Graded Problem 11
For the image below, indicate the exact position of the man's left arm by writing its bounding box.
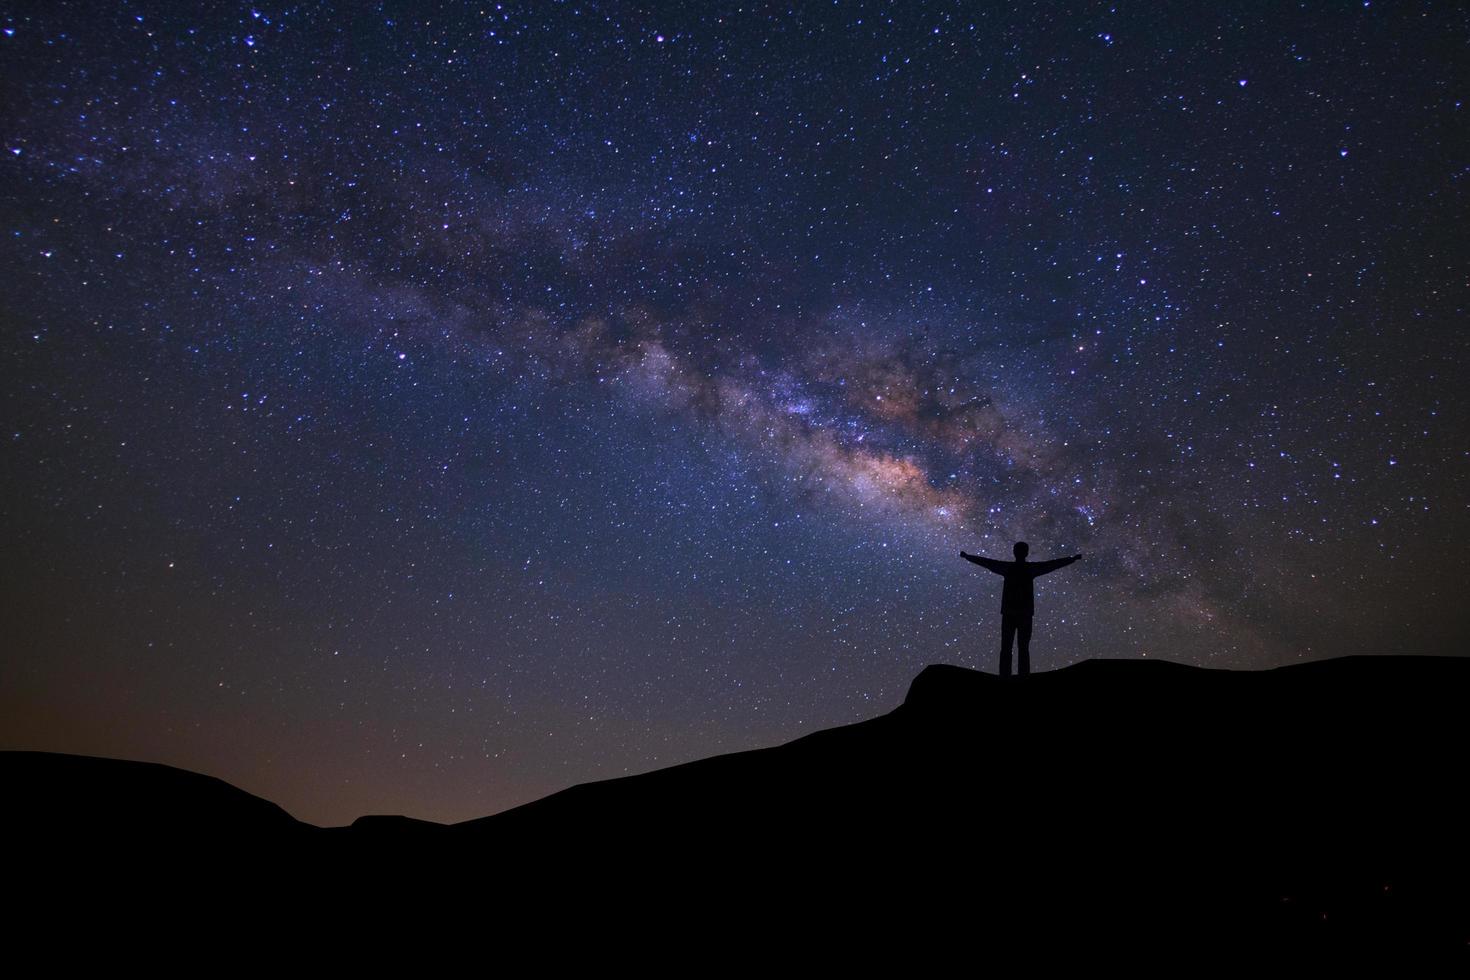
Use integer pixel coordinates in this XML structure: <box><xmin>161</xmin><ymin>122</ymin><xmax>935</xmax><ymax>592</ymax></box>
<box><xmin>960</xmin><ymin>552</ymin><xmax>1008</xmax><ymax>575</ymax></box>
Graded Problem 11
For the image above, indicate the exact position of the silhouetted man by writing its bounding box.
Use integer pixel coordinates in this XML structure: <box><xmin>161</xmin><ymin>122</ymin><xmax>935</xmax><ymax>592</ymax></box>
<box><xmin>960</xmin><ymin>543</ymin><xmax>1082</xmax><ymax>677</ymax></box>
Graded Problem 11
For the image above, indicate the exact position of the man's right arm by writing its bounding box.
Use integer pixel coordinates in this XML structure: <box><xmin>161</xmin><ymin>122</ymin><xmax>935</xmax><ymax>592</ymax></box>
<box><xmin>1030</xmin><ymin>554</ymin><xmax>1082</xmax><ymax>576</ymax></box>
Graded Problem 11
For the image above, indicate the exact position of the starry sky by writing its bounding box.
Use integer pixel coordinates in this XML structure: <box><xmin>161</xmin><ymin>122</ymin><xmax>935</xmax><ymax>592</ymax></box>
<box><xmin>2</xmin><ymin>2</ymin><xmax>1466</xmax><ymax>826</ymax></box>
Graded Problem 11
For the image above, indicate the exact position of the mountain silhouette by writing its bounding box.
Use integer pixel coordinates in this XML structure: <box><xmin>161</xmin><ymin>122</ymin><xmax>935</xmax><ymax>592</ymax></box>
<box><xmin>5</xmin><ymin>656</ymin><xmax>1467</xmax><ymax>963</ymax></box>
<box><xmin>4</xmin><ymin>749</ymin><xmax>313</xmax><ymax>841</ymax></box>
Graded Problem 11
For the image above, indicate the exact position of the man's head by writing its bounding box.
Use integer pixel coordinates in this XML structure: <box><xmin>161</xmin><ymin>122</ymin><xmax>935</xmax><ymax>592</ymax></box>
<box><xmin>1013</xmin><ymin>541</ymin><xmax>1029</xmax><ymax>560</ymax></box>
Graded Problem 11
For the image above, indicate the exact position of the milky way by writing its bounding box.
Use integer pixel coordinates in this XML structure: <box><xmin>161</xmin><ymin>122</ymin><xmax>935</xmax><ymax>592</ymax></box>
<box><xmin>3</xmin><ymin>2</ymin><xmax>1466</xmax><ymax>824</ymax></box>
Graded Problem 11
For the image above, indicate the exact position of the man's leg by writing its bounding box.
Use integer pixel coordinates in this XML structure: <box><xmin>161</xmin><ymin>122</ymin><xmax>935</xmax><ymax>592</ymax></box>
<box><xmin>1000</xmin><ymin>615</ymin><xmax>1016</xmax><ymax>677</ymax></box>
<box><xmin>1017</xmin><ymin>616</ymin><xmax>1033</xmax><ymax>676</ymax></box>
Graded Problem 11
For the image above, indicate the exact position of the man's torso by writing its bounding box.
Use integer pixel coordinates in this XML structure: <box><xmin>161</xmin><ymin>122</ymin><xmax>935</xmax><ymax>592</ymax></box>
<box><xmin>999</xmin><ymin>563</ymin><xmax>1037</xmax><ymax>616</ymax></box>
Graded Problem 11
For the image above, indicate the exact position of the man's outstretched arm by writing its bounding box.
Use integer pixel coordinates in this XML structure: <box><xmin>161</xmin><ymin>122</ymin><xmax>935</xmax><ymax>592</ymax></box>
<box><xmin>960</xmin><ymin>552</ymin><xmax>1008</xmax><ymax>574</ymax></box>
<box><xmin>1030</xmin><ymin>554</ymin><xmax>1083</xmax><ymax>576</ymax></box>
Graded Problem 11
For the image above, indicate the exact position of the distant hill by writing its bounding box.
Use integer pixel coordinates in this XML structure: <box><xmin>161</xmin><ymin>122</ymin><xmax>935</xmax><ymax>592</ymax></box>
<box><xmin>3</xmin><ymin>750</ymin><xmax>311</xmax><ymax>841</ymax></box>
<box><xmin>5</xmin><ymin>656</ymin><xmax>1467</xmax><ymax>961</ymax></box>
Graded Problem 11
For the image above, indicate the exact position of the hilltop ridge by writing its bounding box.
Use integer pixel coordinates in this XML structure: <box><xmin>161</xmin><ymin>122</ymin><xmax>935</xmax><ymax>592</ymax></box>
<box><xmin>4</xmin><ymin>655</ymin><xmax>1466</xmax><ymax>960</ymax></box>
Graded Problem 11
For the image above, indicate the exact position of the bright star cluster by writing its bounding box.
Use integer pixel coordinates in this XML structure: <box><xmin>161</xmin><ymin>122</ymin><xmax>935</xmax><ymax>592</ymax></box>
<box><xmin>2</xmin><ymin>2</ymin><xmax>1465</xmax><ymax>825</ymax></box>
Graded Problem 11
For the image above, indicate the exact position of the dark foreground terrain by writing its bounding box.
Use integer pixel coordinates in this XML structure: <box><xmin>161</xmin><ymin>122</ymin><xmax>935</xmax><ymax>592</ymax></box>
<box><xmin>6</xmin><ymin>656</ymin><xmax>1467</xmax><ymax>963</ymax></box>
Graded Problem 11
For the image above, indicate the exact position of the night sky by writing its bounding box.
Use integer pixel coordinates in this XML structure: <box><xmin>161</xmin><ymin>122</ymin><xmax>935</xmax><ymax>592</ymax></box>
<box><xmin>3</xmin><ymin>2</ymin><xmax>1466</xmax><ymax>826</ymax></box>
